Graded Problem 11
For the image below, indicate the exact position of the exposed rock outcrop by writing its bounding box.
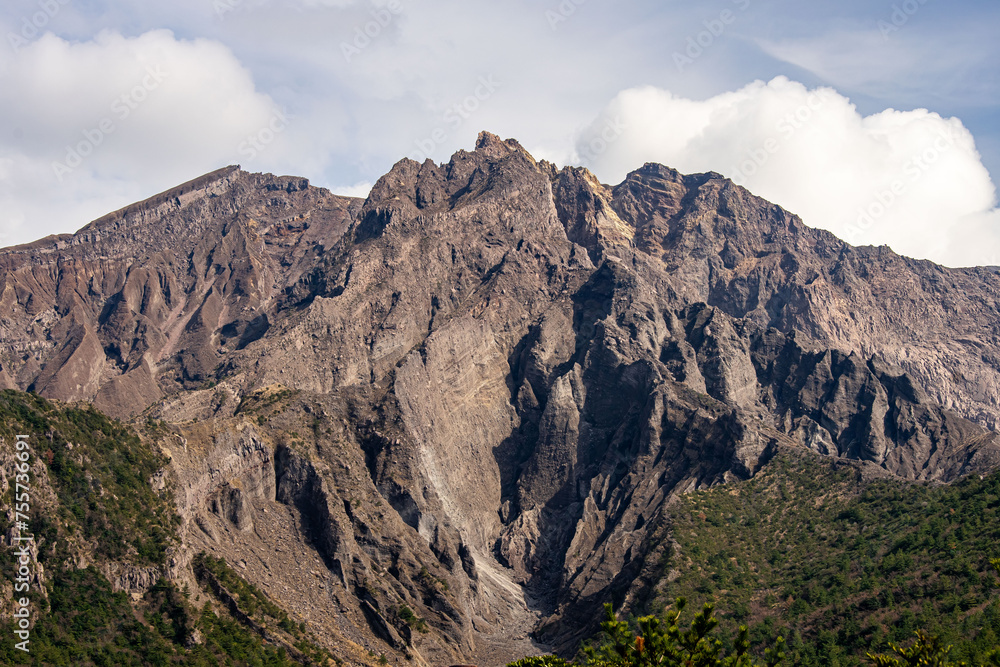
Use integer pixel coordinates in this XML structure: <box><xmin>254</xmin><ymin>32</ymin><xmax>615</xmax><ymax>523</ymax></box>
<box><xmin>3</xmin><ymin>132</ymin><xmax>1000</xmax><ymax>663</ymax></box>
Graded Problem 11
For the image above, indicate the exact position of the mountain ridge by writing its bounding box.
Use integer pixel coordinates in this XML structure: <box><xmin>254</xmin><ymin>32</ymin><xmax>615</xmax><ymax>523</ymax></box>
<box><xmin>2</xmin><ymin>131</ymin><xmax>1000</xmax><ymax>665</ymax></box>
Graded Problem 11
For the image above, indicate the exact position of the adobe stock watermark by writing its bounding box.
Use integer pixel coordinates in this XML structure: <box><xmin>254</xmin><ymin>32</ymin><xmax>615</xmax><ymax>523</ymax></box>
<box><xmin>238</xmin><ymin>109</ymin><xmax>290</xmax><ymax>161</ymax></box>
<box><xmin>410</xmin><ymin>75</ymin><xmax>501</xmax><ymax>162</ymax></box>
<box><xmin>51</xmin><ymin>66</ymin><xmax>169</xmax><ymax>182</ymax></box>
<box><xmin>341</xmin><ymin>0</ymin><xmax>404</xmax><ymax>63</ymax></box>
<box><xmin>545</xmin><ymin>0</ymin><xmax>590</xmax><ymax>31</ymax></box>
<box><xmin>10</xmin><ymin>433</ymin><xmax>35</xmax><ymax>653</ymax></box>
<box><xmin>673</xmin><ymin>0</ymin><xmax>751</xmax><ymax>72</ymax></box>
<box><xmin>7</xmin><ymin>0</ymin><xmax>71</xmax><ymax>53</ymax></box>
<box><xmin>844</xmin><ymin>129</ymin><xmax>958</xmax><ymax>244</ymax></box>
<box><xmin>729</xmin><ymin>93</ymin><xmax>825</xmax><ymax>186</ymax></box>
<box><xmin>578</xmin><ymin>115</ymin><xmax>627</xmax><ymax>165</ymax></box>
<box><xmin>213</xmin><ymin>0</ymin><xmax>244</xmax><ymax>19</ymax></box>
<box><xmin>878</xmin><ymin>0</ymin><xmax>931</xmax><ymax>40</ymax></box>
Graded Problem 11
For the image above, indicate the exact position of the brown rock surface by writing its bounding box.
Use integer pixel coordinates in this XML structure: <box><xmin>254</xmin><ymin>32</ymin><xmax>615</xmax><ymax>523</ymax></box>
<box><xmin>3</xmin><ymin>131</ymin><xmax>1000</xmax><ymax>663</ymax></box>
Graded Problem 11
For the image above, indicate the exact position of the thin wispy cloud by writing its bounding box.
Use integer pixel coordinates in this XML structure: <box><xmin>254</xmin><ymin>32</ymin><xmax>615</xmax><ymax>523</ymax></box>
<box><xmin>759</xmin><ymin>28</ymin><xmax>1000</xmax><ymax>107</ymax></box>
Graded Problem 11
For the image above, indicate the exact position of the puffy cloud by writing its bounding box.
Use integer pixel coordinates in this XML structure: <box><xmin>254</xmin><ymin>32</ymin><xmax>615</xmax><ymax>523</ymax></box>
<box><xmin>0</xmin><ymin>29</ymin><xmax>307</xmax><ymax>247</ymax></box>
<box><xmin>576</xmin><ymin>77</ymin><xmax>1000</xmax><ymax>267</ymax></box>
<box><xmin>1</xmin><ymin>6</ymin><xmax>995</xmax><ymax>269</ymax></box>
<box><xmin>0</xmin><ymin>3</ymin><xmax>633</xmax><ymax>248</ymax></box>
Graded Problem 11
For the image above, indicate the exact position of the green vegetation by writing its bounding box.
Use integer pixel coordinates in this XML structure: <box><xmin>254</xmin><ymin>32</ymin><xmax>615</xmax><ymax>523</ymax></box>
<box><xmin>194</xmin><ymin>553</ymin><xmax>298</xmax><ymax>634</ymax></box>
<box><xmin>194</xmin><ymin>552</ymin><xmax>337</xmax><ymax>665</ymax></box>
<box><xmin>0</xmin><ymin>564</ymin><xmax>317</xmax><ymax>666</ymax></box>
<box><xmin>868</xmin><ymin>630</ymin><xmax>968</xmax><ymax>666</ymax></box>
<box><xmin>865</xmin><ymin>560</ymin><xmax>1000</xmax><ymax>666</ymax></box>
<box><xmin>0</xmin><ymin>565</ymin><xmax>174</xmax><ymax>666</ymax></box>
<box><xmin>234</xmin><ymin>387</ymin><xmax>296</xmax><ymax>416</ymax></box>
<box><xmin>650</xmin><ymin>451</ymin><xmax>1000</xmax><ymax>665</ymax></box>
<box><xmin>508</xmin><ymin>657</ymin><xmax>575</xmax><ymax>667</ymax></box>
<box><xmin>508</xmin><ymin>598</ymin><xmax>784</xmax><ymax>667</ymax></box>
<box><xmin>587</xmin><ymin>599</ymin><xmax>784</xmax><ymax>666</ymax></box>
<box><xmin>506</xmin><ymin>453</ymin><xmax>1000</xmax><ymax>667</ymax></box>
<box><xmin>418</xmin><ymin>564</ymin><xmax>449</xmax><ymax>591</ymax></box>
<box><xmin>397</xmin><ymin>604</ymin><xmax>429</xmax><ymax>633</ymax></box>
<box><xmin>0</xmin><ymin>552</ymin><xmax>336</xmax><ymax>665</ymax></box>
<box><xmin>0</xmin><ymin>390</ymin><xmax>336</xmax><ymax>665</ymax></box>
<box><xmin>0</xmin><ymin>390</ymin><xmax>176</xmax><ymax>565</ymax></box>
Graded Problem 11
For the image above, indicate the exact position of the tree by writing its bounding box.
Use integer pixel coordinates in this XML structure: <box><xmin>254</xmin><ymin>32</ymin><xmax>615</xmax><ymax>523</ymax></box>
<box><xmin>867</xmin><ymin>557</ymin><xmax>1000</xmax><ymax>666</ymax></box>
<box><xmin>867</xmin><ymin>630</ymin><xmax>964</xmax><ymax>667</ymax></box>
<box><xmin>509</xmin><ymin>599</ymin><xmax>784</xmax><ymax>667</ymax></box>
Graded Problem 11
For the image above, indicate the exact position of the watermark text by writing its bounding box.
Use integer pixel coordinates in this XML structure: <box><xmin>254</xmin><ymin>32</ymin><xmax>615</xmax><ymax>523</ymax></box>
<box><xmin>7</xmin><ymin>0</ymin><xmax>71</xmax><ymax>53</ymax></box>
<box><xmin>10</xmin><ymin>434</ymin><xmax>34</xmax><ymax>653</ymax></box>
<box><xmin>51</xmin><ymin>66</ymin><xmax>169</xmax><ymax>181</ymax></box>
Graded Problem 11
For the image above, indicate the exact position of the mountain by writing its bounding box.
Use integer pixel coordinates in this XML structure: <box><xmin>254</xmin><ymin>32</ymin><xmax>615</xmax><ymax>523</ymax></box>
<box><xmin>2</xmin><ymin>132</ymin><xmax>1000</xmax><ymax>665</ymax></box>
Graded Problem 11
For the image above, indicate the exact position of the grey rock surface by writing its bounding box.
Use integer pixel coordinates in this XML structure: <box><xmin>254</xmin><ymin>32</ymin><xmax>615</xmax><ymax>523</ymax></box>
<box><xmin>3</xmin><ymin>131</ymin><xmax>999</xmax><ymax>662</ymax></box>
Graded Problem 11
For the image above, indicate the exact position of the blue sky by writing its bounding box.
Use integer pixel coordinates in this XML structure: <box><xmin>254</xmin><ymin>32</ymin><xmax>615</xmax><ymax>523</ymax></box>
<box><xmin>1</xmin><ymin>0</ymin><xmax>997</xmax><ymax>265</ymax></box>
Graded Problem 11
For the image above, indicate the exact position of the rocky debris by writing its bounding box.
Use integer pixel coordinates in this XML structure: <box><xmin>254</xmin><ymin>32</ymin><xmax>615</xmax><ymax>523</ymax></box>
<box><xmin>3</xmin><ymin>131</ymin><xmax>1000</xmax><ymax>662</ymax></box>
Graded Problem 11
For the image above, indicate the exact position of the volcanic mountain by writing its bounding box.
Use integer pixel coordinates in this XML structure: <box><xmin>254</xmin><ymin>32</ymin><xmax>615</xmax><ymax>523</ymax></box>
<box><xmin>2</xmin><ymin>132</ymin><xmax>999</xmax><ymax>665</ymax></box>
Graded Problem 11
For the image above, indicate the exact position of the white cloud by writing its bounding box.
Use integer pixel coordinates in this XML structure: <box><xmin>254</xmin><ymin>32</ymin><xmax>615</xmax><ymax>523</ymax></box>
<box><xmin>1</xmin><ymin>4</ymin><xmax>995</xmax><ymax>267</ymax></box>
<box><xmin>576</xmin><ymin>77</ymin><xmax>1000</xmax><ymax>267</ymax></box>
<box><xmin>332</xmin><ymin>181</ymin><xmax>372</xmax><ymax>199</ymax></box>
<box><xmin>0</xmin><ymin>29</ymin><xmax>309</xmax><ymax>247</ymax></box>
<box><xmin>228</xmin><ymin>0</ymin><xmax>636</xmax><ymax>175</ymax></box>
<box><xmin>0</xmin><ymin>3</ymin><xmax>637</xmax><ymax>248</ymax></box>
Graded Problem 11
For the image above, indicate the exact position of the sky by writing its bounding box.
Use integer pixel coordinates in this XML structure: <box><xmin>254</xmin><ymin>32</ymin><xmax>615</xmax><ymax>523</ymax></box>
<box><xmin>0</xmin><ymin>0</ymin><xmax>997</xmax><ymax>267</ymax></box>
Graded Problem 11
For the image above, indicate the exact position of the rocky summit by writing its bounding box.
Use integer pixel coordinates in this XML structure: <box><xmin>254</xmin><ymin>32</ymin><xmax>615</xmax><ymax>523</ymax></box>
<box><xmin>2</xmin><ymin>132</ymin><xmax>1000</xmax><ymax>665</ymax></box>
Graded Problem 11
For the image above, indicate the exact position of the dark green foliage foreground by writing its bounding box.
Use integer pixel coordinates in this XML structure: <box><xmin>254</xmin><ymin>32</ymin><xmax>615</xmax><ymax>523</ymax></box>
<box><xmin>507</xmin><ymin>595</ymin><xmax>999</xmax><ymax>667</ymax></box>
<box><xmin>508</xmin><ymin>598</ymin><xmax>785</xmax><ymax>667</ymax></box>
<box><xmin>650</xmin><ymin>452</ymin><xmax>1000</xmax><ymax>665</ymax></box>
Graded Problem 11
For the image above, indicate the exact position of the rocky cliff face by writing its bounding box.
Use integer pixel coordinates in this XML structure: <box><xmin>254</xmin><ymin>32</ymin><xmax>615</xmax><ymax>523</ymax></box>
<box><xmin>0</xmin><ymin>165</ymin><xmax>359</xmax><ymax>416</ymax></box>
<box><xmin>2</xmin><ymin>132</ymin><xmax>1000</xmax><ymax>664</ymax></box>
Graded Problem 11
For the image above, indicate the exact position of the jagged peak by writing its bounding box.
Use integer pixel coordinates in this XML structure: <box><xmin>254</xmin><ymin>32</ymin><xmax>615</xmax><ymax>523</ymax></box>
<box><xmin>2</xmin><ymin>129</ymin><xmax>1000</xmax><ymax>667</ymax></box>
<box><xmin>620</xmin><ymin>162</ymin><xmax>729</xmax><ymax>192</ymax></box>
<box><xmin>474</xmin><ymin>130</ymin><xmax>536</xmax><ymax>165</ymax></box>
<box><xmin>557</xmin><ymin>164</ymin><xmax>607</xmax><ymax>190</ymax></box>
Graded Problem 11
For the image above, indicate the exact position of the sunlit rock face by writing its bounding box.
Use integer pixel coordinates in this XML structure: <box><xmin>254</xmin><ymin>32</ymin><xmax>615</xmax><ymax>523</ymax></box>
<box><xmin>3</xmin><ymin>132</ymin><xmax>999</xmax><ymax>663</ymax></box>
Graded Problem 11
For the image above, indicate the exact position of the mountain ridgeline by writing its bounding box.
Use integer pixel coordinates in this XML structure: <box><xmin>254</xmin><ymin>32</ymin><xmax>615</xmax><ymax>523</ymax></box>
<box><xmin>1</xmin><ymin>132</ymin><xmax>999</xmax><ymax>665</ymax></box>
